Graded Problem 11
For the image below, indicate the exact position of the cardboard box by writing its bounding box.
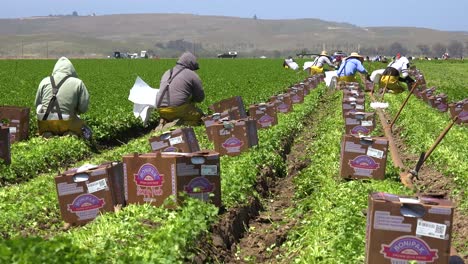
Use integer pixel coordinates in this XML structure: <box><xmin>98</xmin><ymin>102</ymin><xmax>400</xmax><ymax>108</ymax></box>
<box><xmin>340</xmin><ymin>135</ymin><xmax>388</xmax><ymax>180</ymax></box>
<box><xmin>148</xmin><ymin>127</ymin><xmax>200</xmax><ymax>153</ymax></box>
<box><xmin>209</xmin><ymin>118</ymin><xmax>258</xmax><ymax>156</ymax></box>
<box><xmin>429</xmin><ymin>94</ymin><xmax>448</xmax><ymax>112</ymax></box>
<box><xmin>421</xmin><ymin>87</ymin><xmax>436</xmax><ymax>103</ymax></box>
<box><xmin>342</xmin><ymin>97</ymin><xmax>365</xmax><ymax>118</ymax></box>
<box><xmin>344</xmin><ymin>112</ymin><xmax>376</xmax><ymax>135</ymax></box>
<box><xmin>209</xmin><ymin>96</ymin><xmax>247</xmax><ymax>119</ymax></box>
<box><xmin>122</xmin><ymin>151</ymin><xmax>221</xmax><ymax>207</ymax></box>
<box><xmin>366</xmin><ymin>192</ymin><xmax>454</xmax><ymax>264</ymax></box>
<box><xmin>0</xmin><ymin>127</ymin><xmax>11</xmax><ymax>165</ymax></box>
<box><xmin>343</xmin><ymin>89</ymin><xmax>365</xmax><ymax>99</ymax></box>
<box><xmin>269</xmin><ymin>93</ymin><xmax>293</xmax><ymax>114</ymax></box>
<box><xmin>288</xmin><ymin>87</ymin><xmax>305</xmax><ymax>104</ymax></box>
<box><xmin>448</xmin><ymin>99</ymin><xmax>468</xmax><ymax>124</ymax></box>
<box><xmin>55</xmin><ymin>162</ymin><xmax>126</xmax><ymax>225</ymax></box>
<box><xmin>0</xmin><ymin>106</ymin><xmax>30</xmax><ymax>143</ymax></box>
<box><xmin>248</xmin><ymin>102</ymin><xmax>278</xmax><ymax>129</ymax></box>
<box><xmin>163</xmin><ymin>151</ymin><xmax>221</xmax><ymax>207</ymax></box>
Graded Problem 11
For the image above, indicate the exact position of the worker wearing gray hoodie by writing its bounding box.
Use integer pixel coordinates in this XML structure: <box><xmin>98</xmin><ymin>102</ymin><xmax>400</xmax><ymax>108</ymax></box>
<box><xmin>35</xmin><ymin>57</ymin><xmax>90</xmax><ymax>137</ymax></box>
<box><xmin>156</xmin><ymin>52</ymin><xmax>205</xmax><ymax>126</ymax></box>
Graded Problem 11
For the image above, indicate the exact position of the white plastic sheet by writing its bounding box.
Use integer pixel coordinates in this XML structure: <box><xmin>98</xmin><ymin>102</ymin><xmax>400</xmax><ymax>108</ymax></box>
<box><xmin>128</xmin><ymin>76</ymin><xmax>159</xmax><ymax>125</ymax></box>
<box><xmin>324</xmin><ymin>70</ymin><xmax>338</xmax><ymax>88</ymax></box>
<box><xmin>370</xmin><ymin>69</ymin><xmax>385</xmax><ymax>83</ymax></box>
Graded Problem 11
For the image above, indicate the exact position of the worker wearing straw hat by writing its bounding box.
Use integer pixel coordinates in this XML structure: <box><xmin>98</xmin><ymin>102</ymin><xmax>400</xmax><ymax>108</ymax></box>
<box><xmin>309</xmin><ymin>50</ymin><xmax>336</xmax><ymax>75</ymax></box>
<box><xmin>379</xmin><ymin>53</ymin><xmax>415</xmax><ymax>93</ymax></box>
<box><xmin>336</xmin><ymin>52</ymin><xmax>370</xmax><ymax>83</ymax></box>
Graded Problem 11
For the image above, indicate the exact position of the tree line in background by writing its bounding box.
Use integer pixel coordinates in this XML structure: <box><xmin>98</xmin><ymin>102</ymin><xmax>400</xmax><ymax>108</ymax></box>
<box><xmin>1</xmin><ymin>38</ymin><xmax>466</xmax><ymax>59</ymax></box>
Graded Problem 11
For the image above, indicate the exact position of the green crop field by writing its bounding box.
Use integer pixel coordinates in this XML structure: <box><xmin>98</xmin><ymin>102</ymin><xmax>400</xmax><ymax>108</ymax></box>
<box><xmin>0</xmin><ymin>58</ymin><xmax>466</xmax><ymax>263</ymax></box>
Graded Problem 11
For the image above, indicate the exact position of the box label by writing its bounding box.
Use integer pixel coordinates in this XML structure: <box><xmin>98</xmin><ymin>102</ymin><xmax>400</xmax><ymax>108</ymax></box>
<box><xmin>416</xmin><ymin>219</ymin><xmax>446</xmax><ymax>239</ymax></box>
<box><xmin>9</xmin><ymin>127</ymin><xmax>17</xmax><ymax>133</ymax></box>
<box><xmin>361</xmin><ymin>120</ymin><xmax>373</xmax><ymax>127</ymax></box>
<box><xmin>367</xmin><ymin>147</ymin><xmax>384</xmax><ymax>159</ymax></box>
<box><xmin>381</xmin><ymin>236</ymin><xmax>439</xmax><ymax>262</ymax></box>
<box><xmin>87</xmin><ymin>178</ymin><xmax>108</xmax><ymax>194</ymax></box>
<box><xmin>374</xmin><ymin>211</ymin><xmax>412</xmax><ymax>232</ymax></box>
<box><xmin>134</xmin><ymin>163</ymin><xmax>165</xmax><ymax>199</ymax></box>
<box><xmin>169</xmin><ymin>136</ymin><xmax>183</xmax><ymax>146</ymax></box>
<box><xmin>67</xmin><ymin>194</ymin><xmax>105</xmax><ymax>220</ymax></box>
<box><xmin>222</xmin><ymin>137</ymin><xmax>244</xmax><ymax>153</ymax></box>
<box><xmin>201</xmin><ymin>165</ymin><xmax>218</xmax><ymax>176</ymax></box>
<box><xmin>57</xmin><ymin>182</ymin><xmax>84</xmax><ymax>196</ymax></box>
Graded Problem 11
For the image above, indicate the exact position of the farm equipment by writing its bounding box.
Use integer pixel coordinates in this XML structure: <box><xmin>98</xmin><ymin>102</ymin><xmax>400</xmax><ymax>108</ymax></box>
<box><xmin>388</xmin><ymin>80</ymin><xmax>421</xmax><ymax>130</ymax></box>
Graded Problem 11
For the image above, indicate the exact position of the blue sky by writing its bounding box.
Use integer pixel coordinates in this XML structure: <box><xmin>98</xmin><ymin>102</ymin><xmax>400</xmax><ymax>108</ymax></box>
<box><xmin>1</xmin><ymin>0</ymin><xmax>467</xmax><ymax>31</ymax></box>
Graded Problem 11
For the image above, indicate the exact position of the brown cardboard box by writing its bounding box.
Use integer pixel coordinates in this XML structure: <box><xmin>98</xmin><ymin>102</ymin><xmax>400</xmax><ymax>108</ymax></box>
<box><xmin>162</xmin><ymin>151</ymin><xmax>221</xmax><ymax>207</ymax></box>
<box><xmin>288</xmin><ymin>87</ymin><xmax>305</xmax><ymax>104</ymax></box>
<box><xmin>342</xmin><ymin>97</ymin><xmax>365</xmax><ymax>118</ymax></box>
<box><xmin>344</xmin><ymin>112</ymin><xmax>376</xmax><ymax>135</ymax></box>
<box><xmin>209</xmin><ymin>96</ymin><xmax>247</xmax><ymax>119</ymax></box>
<box><xmin>202</xmin><ymin>113</ymin><xmax>223</xmax><ymax>141</ymax></box>
<box><xmin>421</xmin><ymin>87</ymin><xmax>436</xmax><ymax>103</ymax></box>
<box><xmin>122</xmin><ymin>151</ymin><xmax>221</xmax><ymax>207</ymax></box>
<box><xmin>448</xmin><ymin>99</ymin><xmax>468</xmax><ymax>124</ymax></box>
<box><xmin>209</xmin><ymin>118</ymin><xmax>258</xmax><ymax>156</ymax></box>
<box><xmin>248</xmin><ymin>102</ymin><xmax>278</xmax><ymax>129</ymax></box>
<box><xmin>296</xmin><ymin>82</ymin><xmax>310</xmax><ymax>96</ymax></box>
<box><xmin>0</xmin><ymin>106</ymin><xmax>30</xmax><ymax>143</ymax></box>
<box><xmin>366</xmin><ymin>192</ymin><xmax>454</xmax><ymax>264</ymax></box>
<box><xmin>0</xmin><ymin>127</ymin><xmax>11</xmax><ymax>165</ymax></box>
<box><xmin>148</xmin><ymin>127</ymin><xmax>200</xmax><ymax>153</ymax></box>
<box><xmin>55</xmin><ymin>162</ymin><xmax>125</xmax><ymax>225</ymax></box>
<box><xmin>269</xmin><ymin>93</ymin><xmax>293</xmax><ymax>114</ymax></box>
<box><xmin>343</xmin><ymin>89</ymin><xmax>365</xmax><ymax>99</ymax></box>
<box><xmin>340</xmin><ymin>135</ymin><xmax>388</xmax><ymax>180</ymax></box>
<box><xmin>429</xmin><ymin>94</ymin><xmax>448</xmax><ymax>112</ymax></box>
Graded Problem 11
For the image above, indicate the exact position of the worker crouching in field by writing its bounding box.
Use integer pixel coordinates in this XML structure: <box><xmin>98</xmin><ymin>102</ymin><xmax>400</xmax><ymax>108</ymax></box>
<box><xmin>35</xmin><ymin>57</ymin><xmax>92</xmax><ymax>139</ymax></box>
<box><xmin>336</xmin><ymin>52</ymin><xmax>370</xmax><ymax>83</ymax></box>
<box><xmin>155</xmin><ymin>51</ymin><xmax>205</xmax><ymax>127</ymax></box>
<box><xmin>309</xmin><ymin>50</ymin><xmax>336</xmax><ymax>75</ymax></box>
<box><xmin>379</xmin><ymin>53</ymin><xmax>415</xmax><ymax>93</ymax></box>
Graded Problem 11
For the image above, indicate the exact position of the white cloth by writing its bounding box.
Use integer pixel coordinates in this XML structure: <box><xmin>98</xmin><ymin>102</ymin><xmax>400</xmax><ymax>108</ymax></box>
<box><xmin>388</xmin><ymin>57</ymin><xmax>410</xmax><ymax>77</ymax></box>
<box><xmin>285</xmin><ymin>59</ymin><xmax>299</xmax><ymax>70</ymax></box>
<box><xmin>325</xmin><ymin>70</ymin><xmax>338</xmax><ymax>87</ymax></box>
<box><xmin>370</xmin><ymin>69</ymin><xmax>385</xmax><ymax>83</ymax></box>
<box><xmin>128</xmin><ymin>76</ymin><xmax>159</xmax><ymax>125</ymax></box>
<box><xmin>303</xmin><ymin>61</ymin><xmax>314</xmax><ymax>71</ymax></box>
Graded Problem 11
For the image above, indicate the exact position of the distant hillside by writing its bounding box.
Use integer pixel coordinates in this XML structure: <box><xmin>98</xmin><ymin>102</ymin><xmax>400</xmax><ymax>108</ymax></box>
<box><xmin>0</xmin><ymin>13</ymin><xmax>467</xmax><ymax>58</ymax></box>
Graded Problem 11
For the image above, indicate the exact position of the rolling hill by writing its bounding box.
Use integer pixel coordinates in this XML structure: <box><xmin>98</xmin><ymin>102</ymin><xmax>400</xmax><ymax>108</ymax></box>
<box><xmin>0</xmin><ymin>13</ymin><xmax>466</xmax><ymax>58</ymax></box>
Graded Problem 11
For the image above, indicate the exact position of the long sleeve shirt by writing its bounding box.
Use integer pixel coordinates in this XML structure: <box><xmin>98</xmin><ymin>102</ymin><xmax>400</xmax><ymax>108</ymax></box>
<box><xmin>388</xmin><ymin>57</ymin><xmax>410</xmax><ymax>78</ymax></box>
<box><xmin>337</xmin><ymin>58</ymin><xmax>368</xmax><ymax>77</ymax></box>
<box><xmin>313</xmin><ymin>56</ymin><xmax>334</xmax><ymax>68</ymax></box>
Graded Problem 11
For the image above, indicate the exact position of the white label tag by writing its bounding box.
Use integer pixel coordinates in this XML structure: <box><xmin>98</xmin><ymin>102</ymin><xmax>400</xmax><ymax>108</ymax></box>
<box><xmin>416</xmin><ymin>219</ymin><xmax>446</xmax><ymax>239</ymax></box>
<box><xmin>9</xmin><ymin>127</ymin><xmax>17</xmax><ymax>133</ymax></box>
<box><xmin>201</xmin><ymin>165</ymin><xmax>218</xmax><ymax>176</ymax></box>
<box><xmin>367</xmin><ymin>147</ymin><xmax>384</xmax><ymax>159</ymax></box>
<box><xmin>361</xmin><ymin>120</ymin><xmax>373</xmax><ymax>127</ymax></box>
<box><xmin>169</xmin><ymin>136</ymin><xmax>183</xmax><ymax>145</ymax></box>
<box><xmin>87</xmin><ymin>179</ymin><xmax>107</xmax><ymax>194</ymax></box>
<box><xmin>356</xmin><ymin>105</ymin><xmax>364</xmax><ymax>110</ymax></box>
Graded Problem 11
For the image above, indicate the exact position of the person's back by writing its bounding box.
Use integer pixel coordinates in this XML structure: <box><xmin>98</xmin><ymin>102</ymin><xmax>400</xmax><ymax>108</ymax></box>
<box><xmin>156</xmin><ymin>51</ymin><xmax>205</xmax><ymax>126</ymax></box>
<box><xmin>336</xmin><ymin>52</ymin><xmax>369</xmax><ymax>83</ymax></box>
<box><xmin>35</xmin><ymin>57</ymin><xmax>90</xmax><ymax>137</ymax></box>
<box><xmin>35</xmin><ymin>57</ymin><xmax>89</xmax><ymax>118</ymax></box>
